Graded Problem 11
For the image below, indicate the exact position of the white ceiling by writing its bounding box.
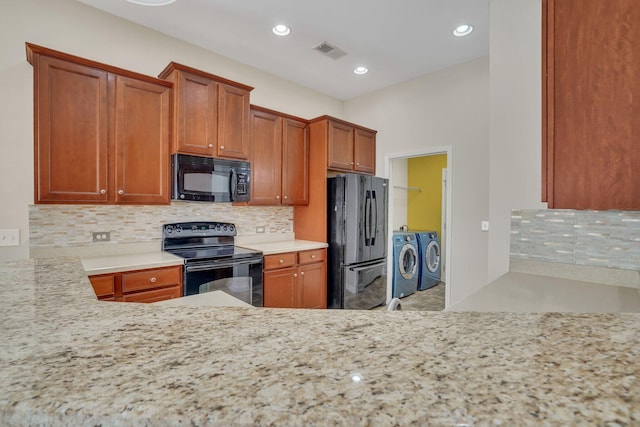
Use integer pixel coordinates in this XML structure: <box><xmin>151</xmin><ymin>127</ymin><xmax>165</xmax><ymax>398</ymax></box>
<box><xmin>77</xmin><ymin>0</ymin><xmax>489</xmax><ymax>100</ymax></box>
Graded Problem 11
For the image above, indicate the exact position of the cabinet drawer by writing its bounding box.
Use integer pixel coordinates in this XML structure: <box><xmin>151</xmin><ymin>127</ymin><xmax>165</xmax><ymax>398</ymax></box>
<box><xmin>121</xmin><ymin>266</ymin><xmax>181</xmax><ymax>293</ymax></box>
<box><xmin>122</xmin><ymin>285</ymin><xmax>182</xmax><ymax>303</ymax></box>
<box><xmin>298</xmin><ymin>249</ymin><xmax>326</xmax><ymax>265</ymax></box>
<box><xmin>89</xmin><ymin>275</ymin><xmax>115</xmax><ymax>297</ymax></box>
<box><xmin>264</xmin><ymin>252</ymin><xmax>297</xmax><ymax>270</ymax></box>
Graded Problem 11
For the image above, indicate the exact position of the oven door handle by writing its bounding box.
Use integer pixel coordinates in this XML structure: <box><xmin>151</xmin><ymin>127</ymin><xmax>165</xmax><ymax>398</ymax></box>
<box><xmin>185</xmin><ymin>258</ymin><xmax>262</xmax><ymax>272</ymax></box>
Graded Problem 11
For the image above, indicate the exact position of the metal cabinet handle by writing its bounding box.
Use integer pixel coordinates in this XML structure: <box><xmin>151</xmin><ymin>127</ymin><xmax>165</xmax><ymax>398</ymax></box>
<box><xmin>208</xmin><ymin>144</ymin><xmax>214</xmax><ymax>148</ymax></box>
<box><xmin>311</xmin><ymin>254</ymin><xmax>316</xmax><ymax>259</ymax></box>
<box><xmin>283</xmin><ymin>195</ymin><xmax>288</xmax><ymax>200</ymax></box>
<box><xmin>356</xmin><ymin>162</ymin><xmax>360</xmax><ymax>166</ymax></box>
<box><xmin>118</xmin><ymin>189</ymin><xmax>124</xmax><ymax>195</ymax></box>
<box><xmin>293</xmin><ymin>273</ymin><xmax>298</xmax><ymax>278</ymax></box>
<box><xmin>350</xmin><ymin>161</ymin><xmax>354</xmax><ymax>165</ymax></box>
<box><xmin>279</xmin><ymin>259</ymin><xmax>284</xmax><ymax>263</ymax></box>
<box><xmin>150</xmin><ymin>277</ymin><xmax>157</xmax><ymax>283</ymax></box>
<box><xmin>276</xmin><ymin>195</ymin><xmax>280</xmax><ymax>199</ymax></box>
<box><xmin>100</xmin><ymin>189</ymin><xmax>106</xmax><ymax>194</ymax></box>
<box><xmin>220</xmin><ymin>145</ymin><xmax>225</xmax><ymax>150</ymax></box>
<box><xmin>300</xmin><ymin>271</ymin><xmax>305</xmax><ymax>276</ymax></box>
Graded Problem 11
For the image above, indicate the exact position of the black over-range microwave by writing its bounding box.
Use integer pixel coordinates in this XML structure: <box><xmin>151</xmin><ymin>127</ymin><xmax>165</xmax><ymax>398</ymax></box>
<box><xmin>171</xmin><ymin>153</ymin><xmax>250</xmax><ymax>202</ymax></box>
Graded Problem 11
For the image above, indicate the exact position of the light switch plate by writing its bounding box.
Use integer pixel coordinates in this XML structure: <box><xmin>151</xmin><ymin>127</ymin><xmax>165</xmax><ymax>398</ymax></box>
<box><xmin>0</xmin><ymin>229</ymin><xmax>20</xmax><ymax>247</ymax></box>
<box><xmin>481</xmin><ymin>221</ymin><xmax>489</xmax><ymax>232</ymax></box>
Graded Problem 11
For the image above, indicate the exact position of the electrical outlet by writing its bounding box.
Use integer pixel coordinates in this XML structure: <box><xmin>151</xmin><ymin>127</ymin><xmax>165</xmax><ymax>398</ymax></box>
<box><xmin>92</xmin><ymin>232</ymin><xmax>111</xmax><ymax>242</ymax></box>
<box><xmin>481</xmin><ymin>221</ymin><xmax>490</xmax><ymax>232</ymax></box>
<box><xmin>256</xmin><ymin>226</ymin><xmax>266</xmax><ymax>233</ymax></box>
<box><xmin>0</xmin><ymin>229</ymin><xmax>20</xmax><ymax>247</ymax></box>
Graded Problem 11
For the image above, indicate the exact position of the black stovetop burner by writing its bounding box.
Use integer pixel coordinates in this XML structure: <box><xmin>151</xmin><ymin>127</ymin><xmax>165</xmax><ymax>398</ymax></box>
<box><xmin>161</xmin><ymin>221</ymin><xmax>261</xmax><ymax>263</ymax></box>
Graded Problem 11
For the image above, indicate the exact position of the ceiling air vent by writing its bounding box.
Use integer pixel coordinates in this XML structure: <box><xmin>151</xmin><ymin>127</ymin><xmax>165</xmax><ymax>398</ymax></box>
<box><xmin>313</xmin><ymin>41</ymin><xmax>348</xmax><ymax>60</ymax></box>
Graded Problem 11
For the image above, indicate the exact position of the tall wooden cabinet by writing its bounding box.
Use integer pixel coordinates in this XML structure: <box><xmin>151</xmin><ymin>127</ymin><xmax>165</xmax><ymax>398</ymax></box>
<box><xmin>158</xmin><ymin>62</ymin><xmax>253</xmax><ymax>160</ymax></box>
<box><xmin>27</xmin><ymin>43</ymin><xmax>171</xmax><ymax>205</ymax></box>
<box><xmin>249</xmin><ymin>105</ymin><xmax>309</xmax><ymax>206</ymax></box>
<box><xmin>294</xmin><ymin>116</ymin><xmax>377</xmax><ymax>242</ymax></box>
<box><xmin>542</xmin><ymin>0</ymin><xmax>640</xmax><ymax>210</ymax></box>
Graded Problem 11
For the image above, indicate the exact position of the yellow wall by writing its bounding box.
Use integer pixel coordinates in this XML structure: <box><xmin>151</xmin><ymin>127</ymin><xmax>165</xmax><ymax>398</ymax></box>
<box><xmin>407</xmin><ymin>155</ymin><xmax>447</xmax><ymax>238</ymax></box>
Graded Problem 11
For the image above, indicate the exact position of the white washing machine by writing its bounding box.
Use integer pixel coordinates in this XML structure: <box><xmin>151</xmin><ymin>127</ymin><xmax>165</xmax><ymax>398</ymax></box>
<box><xmin>392</xmin><ymin>232</ymin><xmax>419</xmax><ymax>298</ymax></box>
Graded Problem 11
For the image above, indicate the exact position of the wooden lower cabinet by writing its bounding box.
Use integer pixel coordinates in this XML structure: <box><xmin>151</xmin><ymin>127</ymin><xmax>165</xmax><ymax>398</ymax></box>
<box><xmin>263</xmin><ymin>248</ymin><xmax>326</xmax><ymax>309</ymax></box>
<box><xmin>88</xmin><ymin>265</ymin><xmax>182</xmax><ymax>303</ymax></box>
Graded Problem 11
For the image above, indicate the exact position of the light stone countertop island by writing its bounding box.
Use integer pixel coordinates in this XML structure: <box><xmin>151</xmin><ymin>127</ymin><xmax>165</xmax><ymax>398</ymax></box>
<box><xmin>1</xmin><ymin>257</ymin><xmax>640</xmax><ymax>426</ymax></box>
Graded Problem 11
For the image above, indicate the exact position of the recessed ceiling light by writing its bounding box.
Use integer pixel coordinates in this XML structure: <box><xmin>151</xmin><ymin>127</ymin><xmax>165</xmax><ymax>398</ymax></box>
<box><xmin>453</xmin><ymin>24</ymin><xmax>474</xmax><ymax>37</ymax></box>
<box><xmin>354</xmin><ymin>66</ymin><xmax>368</xmax><ymax>75</ymax></box>
<box><xmin>125</xmin><ymin>0</ymin><xmax>176</xmax><ymax>5</ymax></box>
<box><xmin>272</xmin><ymin>24</ymin><xmax>291</xmax><ymax>36</ymax></box>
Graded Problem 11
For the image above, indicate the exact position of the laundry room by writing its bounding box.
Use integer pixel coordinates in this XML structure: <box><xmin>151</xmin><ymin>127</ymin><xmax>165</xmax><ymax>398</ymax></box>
<box><xmin>388</xmin><ymin>153</ymin><xmax>448</xmax><ymax>311</ymax></box>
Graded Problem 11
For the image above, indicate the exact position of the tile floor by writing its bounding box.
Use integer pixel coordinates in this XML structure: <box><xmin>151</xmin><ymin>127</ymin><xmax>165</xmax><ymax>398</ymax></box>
<box><xmin>376</xmin><ymin>274</ymin><xmax>640</xmax><ymax>313</ymax></box>
<box><xmin>448</xmin><ymin>273</ymin><xmax>640</xmax><ymax>313</ymax></box>
<box><xmin>374</xmin><ymin>282</ymin><xmax>445</xmax><ymax>311</ymax></box>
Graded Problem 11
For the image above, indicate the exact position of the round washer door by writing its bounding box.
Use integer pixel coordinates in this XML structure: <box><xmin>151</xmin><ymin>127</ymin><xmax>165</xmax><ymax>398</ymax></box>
<box><xmin>425</xmin><ymin>240</ymin><xmax>440</xmax><ymax>273</ymax></box>
<box><xmin>398</xmin><ymin>243</ymin><xmax>418</xmax><ymax>280</ymax></box>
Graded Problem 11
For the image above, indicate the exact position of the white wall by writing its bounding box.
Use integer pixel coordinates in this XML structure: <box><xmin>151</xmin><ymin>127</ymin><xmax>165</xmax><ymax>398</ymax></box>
<box><xmin>0</xmin><ymin>0</ymin><xmax>342</xmax><ymax>260</ymax></box>
<box><xmin>344</xmin><ymin>57</ymin><xmax>490</xmax><ymax>304</ymax></box>
<box><xmin>488</xmin><ymin>0</ymin><xmax>547</xmax><ymax>281</ymax></box>
<box><xmin>391</xmin><ymin>158</ymin><xmax>408</xmax><ymax>231</ymax></box>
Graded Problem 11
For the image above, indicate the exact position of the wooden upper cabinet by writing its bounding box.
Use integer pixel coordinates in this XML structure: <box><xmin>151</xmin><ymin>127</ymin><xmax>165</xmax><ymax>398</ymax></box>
<box><xmin>158</xmin><ymin>62</ymin><xmax>253</xmax><ymax>160</ymax></box>
<box><xmin>327</xmin><ymin>120</ymin><xmax>355</xmax><ymax>171</ymax></box>
<box><xmin>113</xmin><ymin>75</ymin><xmax>171</xmax><ymax>204</ymax></box>
<box><xmin>354</xmin><ymin>128</ymin><xmax>376</xmax><ymax>174</ymax></box>
<box><xmin>316</xmin><ymin>116</ymin><xmax>377</xmax><ymax>175</ymax></box>
<box><xmin>542</xmin><ymin>0</ymin><xmax>640</xmax><ymax>210</ymax></box>
<box><xmin>31</xmin><ymin>54</ymin><xmax>109</xmax><ymax>203</ymax></box>
<box><xmin>281</xmin><ymin>117</ymin><xmax>309</xmax><ymax>205</ymax></box>
<box><xmin>26</xmin><ymin>43</ymin><xmax>172</xmax><ymax>205</ymax></box>
<box><xmin>249</xmin><ymin>105</ymin><xmax>309</xmax><ymax>206</ymax></box>
<box><xmin>170</xmin><ymin>69</ymin><xmax>217</xmax><ymax>156</ymax></box>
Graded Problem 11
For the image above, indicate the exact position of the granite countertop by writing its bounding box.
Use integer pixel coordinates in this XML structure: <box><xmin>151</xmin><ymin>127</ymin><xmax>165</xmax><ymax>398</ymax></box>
<box><xmin>1</xmin><ymin>257</ymin><xmax>640</xmax><ymax>426</ymax></box>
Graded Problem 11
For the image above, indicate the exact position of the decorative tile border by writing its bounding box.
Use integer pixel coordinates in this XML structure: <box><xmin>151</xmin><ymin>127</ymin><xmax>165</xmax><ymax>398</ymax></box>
<box><xmin>29</xmin><ymin>203</ymin><xmax>293</xmax><ymax>248</ymax></box>
<box><xmin>511</xmin><ymin>209</ymin><xmax>640</xmax><ymax>270</ymax></box>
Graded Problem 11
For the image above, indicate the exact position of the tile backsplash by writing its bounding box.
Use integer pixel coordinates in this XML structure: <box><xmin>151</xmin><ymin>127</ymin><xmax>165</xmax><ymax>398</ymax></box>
<box><xmin>29</xmin><ymin>203</ymin><xmax>293</xmax><ymax>248</ymax></box>
<box><xmin>511</xmin><ymin>209</ymin><xmax>640</xmax><ymax>270</ymax></box>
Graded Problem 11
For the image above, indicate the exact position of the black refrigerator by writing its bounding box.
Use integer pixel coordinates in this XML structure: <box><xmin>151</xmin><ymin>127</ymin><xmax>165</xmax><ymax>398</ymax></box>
<box><xmin>327</xmin><ymin>173</ymin><xmax>388</xmax><ymax>309</ymax></box>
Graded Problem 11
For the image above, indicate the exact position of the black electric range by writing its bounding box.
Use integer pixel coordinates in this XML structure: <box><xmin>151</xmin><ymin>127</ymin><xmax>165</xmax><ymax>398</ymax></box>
<box><xmin>162</xmin><ymin>221</ymin><xmax>263</xmax><ymax>306</ymax></box>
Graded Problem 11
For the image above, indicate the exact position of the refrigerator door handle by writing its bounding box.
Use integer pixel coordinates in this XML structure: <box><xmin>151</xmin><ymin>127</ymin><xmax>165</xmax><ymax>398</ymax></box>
<box><xmin>364</xmin><ymin>190</ymin><xmax>372</xmax><ymax>246</ymax></box>
<box><xmin>371</xmin><ymin>190</ymin><xmax>377</xmax><ymax>246</ymax></box>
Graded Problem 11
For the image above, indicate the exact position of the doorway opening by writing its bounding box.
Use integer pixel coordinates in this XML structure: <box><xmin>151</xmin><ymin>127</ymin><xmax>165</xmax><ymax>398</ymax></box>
<box><xmin>385</xmin><ymin>146</ymin><xmax>452</xmax><ymax>309</ymax></box>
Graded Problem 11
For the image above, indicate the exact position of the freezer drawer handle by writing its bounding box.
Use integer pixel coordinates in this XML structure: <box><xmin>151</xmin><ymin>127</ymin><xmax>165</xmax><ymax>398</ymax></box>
<box><xmin>348</xmin><ymin>259</ymin><xmax>386</xmax><ymax>272</ymax></box>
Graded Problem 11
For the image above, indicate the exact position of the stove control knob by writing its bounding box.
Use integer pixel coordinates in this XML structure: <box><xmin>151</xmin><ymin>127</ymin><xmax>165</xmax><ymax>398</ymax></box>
<box><xmin>175</xmin><ymin>226</ymin><xmax>182</xmax><ymax>234</ymax></box>
<box><xmin>229</xmin><ymin>225</ymin><xmax>235</xmax><ymax>232</ymax></box>
<box><xmin>215</xmin><ymin>224</ymin><xmax>222</xmax><ymax>231</ymax></box>
<box><xmin>222</xmin><ymin>225</ymin><xmax>228</xmax><ymax>231</ymax></box>
<box><xmin>165</xmin><ymin>226</ymin><xmax>174</xmax><ymax>235</ymax></box>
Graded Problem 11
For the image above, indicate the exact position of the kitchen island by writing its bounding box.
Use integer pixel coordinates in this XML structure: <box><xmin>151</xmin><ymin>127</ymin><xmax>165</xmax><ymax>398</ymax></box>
<box><xmin>1</xmin><ymin>257</ymin><xmax>639</xmax><ymax>426</ymax></box>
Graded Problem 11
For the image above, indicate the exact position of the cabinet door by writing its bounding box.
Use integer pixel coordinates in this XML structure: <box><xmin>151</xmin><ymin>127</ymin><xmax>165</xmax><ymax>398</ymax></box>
<box><xmin>327</xmin><ymin>120</ymin><xmax>354</xmax><ymax>171</ymax></box>
<box><xmin>173</xmin><ymin>70</ymin><xmax>217</xmax><ymax>156</ymax></box>
<box><xmin>89</xmin><ymin>274</ymin><xmax>116</xmax><ymax>298</ymax></box>
<box><xmin>282</xmin><ymin>118</ymin><xmax>309</xmax><ymax>205</ymax></box>
<box><xmin>217</xmin><ymin>83</ymin><xmax>250</xmax><ymax>159</ymax></box>
<box><xmin>34</xmin><ymin>55</ymin><xmax>109</xmax><ymax>203</ymax></box>
<box><xmin>113</xmin><ymin>75</ymin><xmax>171</xmax><ymax>204</ymax></box>
<box><xmin>249</xmin><ymin>109</ymin><xmax>282</xmax><ymax>205</ymax></box>
<box><xmin>354</xmin><ymin>128</ymin><xmax>376</xmax><ymax>174</ymax></box>
<box><xmin>263</xmin><ymin>267</ymin><xmax>297</xmax><ymax>308</ymax></box>
<box><xmin>544</xmin><ymin>0</ymin><xmax>640</xmax><ymax>209</ymax></box>
<box><xmin>299</xmin><ymin>262</ymin><xmax>326</xmax><ymax>309</ymax></box>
